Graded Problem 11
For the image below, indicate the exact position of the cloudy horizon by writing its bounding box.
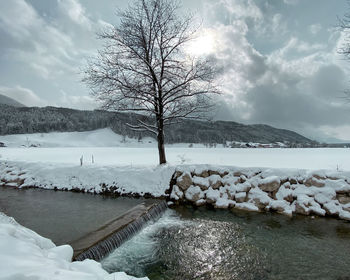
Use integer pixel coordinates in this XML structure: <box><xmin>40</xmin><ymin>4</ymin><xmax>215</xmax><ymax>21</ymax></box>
<box><xmin>1</xmin><ymin>0</ymin><xmax>350</xmax><ymax>142</ymax></box>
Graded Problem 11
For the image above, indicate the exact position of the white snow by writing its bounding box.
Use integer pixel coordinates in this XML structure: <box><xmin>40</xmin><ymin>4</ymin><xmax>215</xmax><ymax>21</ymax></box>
<box><xmin>0</xmin><ymin>212</ymin><xmax>148</xmax><ymax>280</ymax></box>
<box><xmin>0</xmin><ymin>147</ymin><xmax>349</xmax><ymax>170</ymax></box>
<box><xmin>0</xmin><ymin>129</ymin><xmax>349</xmax><ymax>170</ymax></box>
<box><xmin>172</xmin><ymin>165</ymin><xmax>350</xmax><ymax>220</ymax></box>
<box><xmin>0</xmin><ymin>128</ymin><xmax>157</xmax><ymax>148</ymax></box>
<box><xmin>0</xmin><ymin>161</ymin><xmax>174</xmax><ymax>197</ymax></box>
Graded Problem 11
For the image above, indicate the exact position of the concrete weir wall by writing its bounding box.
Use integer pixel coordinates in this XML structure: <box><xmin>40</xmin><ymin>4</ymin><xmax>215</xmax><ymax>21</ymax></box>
<box><xmin>71</xmin><ymin>201</ymin><xmax>167</xmax><ymax>261</ymax></box>
<box><xmin>169</xmin><ymin>166</ymin><xmax>350</xmax><ymax>221</ymax></box>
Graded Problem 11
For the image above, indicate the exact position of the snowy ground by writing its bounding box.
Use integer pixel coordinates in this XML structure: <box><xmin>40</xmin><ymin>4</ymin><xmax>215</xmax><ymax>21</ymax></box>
<box><xmin>0</xmin><ymin>212</ymin><xmax>148</xmax><ymax>280</ymax></box>
<box><xmin>0</xmin><ymin>147</ymin><xmax>349</xmax><ymax>171</ymax></box>
<box><xmin>0</xmin><ymin>129</ymin><xmax>349</xmax><ymax>170</ymax></box>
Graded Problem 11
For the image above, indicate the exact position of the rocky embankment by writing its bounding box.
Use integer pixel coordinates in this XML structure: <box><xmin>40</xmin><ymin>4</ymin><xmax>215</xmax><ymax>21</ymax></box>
<box><xmin>169</xmin><ymin>166</ymin><xmax>350</xmax><ymax>221</ymax></box>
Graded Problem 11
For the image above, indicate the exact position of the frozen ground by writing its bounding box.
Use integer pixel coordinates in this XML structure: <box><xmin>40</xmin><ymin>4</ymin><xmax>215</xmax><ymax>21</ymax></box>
<box><xmin>0</xmin><ymin>129</ymin><xmax>349</xmax><ymax>170</ymax></box>
<box><xmin>0</xmin><ymin>128</ymin><xmax>157</xmax><ymax>148</ymax></box>
<box><xmin>0</xmin><ymin>147</ymin><xmax>349</xmax><ymax>171</ymax></box>
<box><xmin>0</xmin><ymin>212</ymin><xmax>148</xmax><ymax>280</ymax></box>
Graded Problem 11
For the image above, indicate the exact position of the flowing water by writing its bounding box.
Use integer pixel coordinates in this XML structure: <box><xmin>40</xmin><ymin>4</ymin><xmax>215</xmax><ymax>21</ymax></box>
<box><xmin>102</xmin><ymin>206</ymin><xmax>350</xmax><ymax>280</ymax></box>
<box><xmin>0</xmin><ymin>186</ymin><xmax>160</xmax><ymax>245</ymax></box>
<box><xmin>75</xmin><ymin>201</ymin><xmax>168</xmax><ymax>261</ymax></box>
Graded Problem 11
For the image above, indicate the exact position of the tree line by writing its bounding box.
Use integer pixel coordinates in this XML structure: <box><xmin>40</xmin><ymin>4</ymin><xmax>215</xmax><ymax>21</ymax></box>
<box><xmin>0</xmin><ymin>104</ymin><xmax>313</xmax><ymax>145</ymax></box>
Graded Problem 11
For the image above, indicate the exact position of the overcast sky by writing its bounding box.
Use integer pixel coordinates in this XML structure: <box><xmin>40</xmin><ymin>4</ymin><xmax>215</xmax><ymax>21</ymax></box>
<box><xmin>1</xmin><ymin>0</ymin><xmax>350</xmax><ymax>142</ymax></box>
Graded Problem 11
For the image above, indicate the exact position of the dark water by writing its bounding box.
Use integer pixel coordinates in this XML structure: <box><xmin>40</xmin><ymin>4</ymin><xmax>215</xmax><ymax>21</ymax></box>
<box><xmin>0</xmin><ymin>186</ymin><xmax>156</xmax><ymax>245</ymax></box>
<box><xmin>102</xmin><ymin>206</ymin><xmax>350</xmax><ymax>280</ymax></box>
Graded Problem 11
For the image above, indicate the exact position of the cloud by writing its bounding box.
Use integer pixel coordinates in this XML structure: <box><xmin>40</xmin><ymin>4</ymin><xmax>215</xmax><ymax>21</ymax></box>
<box><xmin>0</xmin><ymin>86</ymin><xmax>47</xmax><ymax>107</ymax></box>
<box><xmin>60</xmin><ymin>90</ymin><xmax>97</xmax><ymax>110</ymax></box>
<box><xmin>309</xmin><ymin>23</ymin><xmax>322</xmax><ymax>35</ymax></box>
<box><xmin>0</xmin><ymin>0</ymin><xmax>76</xmax><ymax>79</ymax></box>
<box><xmin>283</xmin><ymin>0</ymin><xmax>299</xmax><ymax>5</ymax></box>
<box><xmin>198</xmin><ymin>0</ymin><xmax>350</xmax><ymax>141</ymax></box>
<box><xmin>57</xmin><ymin>0</ymin><xmax>92</xmax><ymax>28</ymax></box>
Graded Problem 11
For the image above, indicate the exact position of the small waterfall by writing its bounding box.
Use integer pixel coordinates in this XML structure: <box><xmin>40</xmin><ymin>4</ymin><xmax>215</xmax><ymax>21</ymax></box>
<box><xmin>74</xmin><ymin>201</ymin><xmax>168</xmax><ymax>261</ymax></box>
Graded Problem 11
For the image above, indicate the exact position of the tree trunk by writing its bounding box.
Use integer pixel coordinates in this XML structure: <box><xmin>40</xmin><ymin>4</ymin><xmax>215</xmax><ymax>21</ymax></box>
<box><xmin>157</xmin><ymin>118</ymin><xmax>166</xmax><ymax>165</ymax></box>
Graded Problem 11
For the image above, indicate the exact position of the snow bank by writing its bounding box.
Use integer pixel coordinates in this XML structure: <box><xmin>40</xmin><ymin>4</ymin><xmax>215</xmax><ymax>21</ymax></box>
<box><xmin>170</xmin><ymin>165</ymin><xmax>350</xmax><ymax>221</ymax></box>
<box><xmin>0</xmin><ymin>161</ymin><xmax>173</xmax><ymax>197</ymax></box>
<box><xmin>0</xmin><ymin>212</ymin><xmax>148</xmax><ymax>280</ymax></box>
<box><xmin>2</xmin><ymin>159</ymin><xmax>350</xmax><ymax>220</ymax></box>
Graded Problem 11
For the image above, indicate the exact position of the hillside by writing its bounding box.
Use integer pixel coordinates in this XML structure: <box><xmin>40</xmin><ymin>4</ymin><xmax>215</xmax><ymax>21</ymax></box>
<box><xmin>0</xmin><ymin>94</ymin><xmax>25</xmax><ymax>107</ymax></box>
<box><xmin>0</xmin><ymin>104</ymin><xmax>313</xmax><ymax>145</ymax></box>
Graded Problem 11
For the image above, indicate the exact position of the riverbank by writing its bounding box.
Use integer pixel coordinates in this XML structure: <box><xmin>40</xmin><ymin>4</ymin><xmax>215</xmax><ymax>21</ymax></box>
<box><xmin>1</xmin><ymin>160</ymin><xmax>350</xmax><ymax>221</ymax></box>
<box><xmin>0</xmin><ymin>212</ymin><xmax>148</xmax><ymax>280</ymax></box>
<box><xmin>169</xmin><ymin>166</ymin><xmax>350</xmax><ymax>221</ymax></box>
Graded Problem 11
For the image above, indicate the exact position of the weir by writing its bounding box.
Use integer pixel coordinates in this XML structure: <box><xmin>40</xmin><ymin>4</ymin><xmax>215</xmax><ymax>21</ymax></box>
<box><xmin>71</xmin><ymin>200</ymin><xmax>168</xmax><ymax>261</ymax></box>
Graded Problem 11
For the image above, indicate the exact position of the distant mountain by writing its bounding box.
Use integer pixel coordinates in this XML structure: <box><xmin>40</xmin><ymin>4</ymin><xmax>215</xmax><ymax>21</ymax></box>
<box><xmin>0</xmin><ymin>104</ymin><xmax>314</xmax><ymax>145</ymax></box>
<box><xmin>0</xmin><ymin>94</ymin><xmax>25</xmax><ymax>107</ymax></box>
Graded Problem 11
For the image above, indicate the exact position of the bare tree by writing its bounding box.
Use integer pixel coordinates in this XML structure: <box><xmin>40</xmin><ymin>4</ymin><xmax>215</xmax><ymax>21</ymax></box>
<box><xmin>338</xmin><ymin>5</ymin><xmax>350</xmax><ymax>99</ymax></box>
<box><xmin>83</xmin><ymin>0</ymin><xmax>219</xmax><ymax>164</ymax></box>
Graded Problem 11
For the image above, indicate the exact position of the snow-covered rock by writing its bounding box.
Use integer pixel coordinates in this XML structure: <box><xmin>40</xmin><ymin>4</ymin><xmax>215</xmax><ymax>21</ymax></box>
<box><xmin>169</xmin><ymin>166</ymin><xmax>350</xmax><ymax>221</ymax></box>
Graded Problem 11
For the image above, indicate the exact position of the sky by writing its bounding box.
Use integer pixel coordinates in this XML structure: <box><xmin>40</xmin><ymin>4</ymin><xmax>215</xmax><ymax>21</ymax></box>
<box><xmin>0</xmin><ymin>0</ymin><xmax>350</xmax><ymax>142</ymax></box>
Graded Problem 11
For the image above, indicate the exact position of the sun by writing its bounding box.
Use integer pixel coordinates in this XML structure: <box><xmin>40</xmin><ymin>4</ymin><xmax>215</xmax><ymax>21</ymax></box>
<box><xmin>186</xmin><ymin>29</ymin><xmax>216</xmax><ymax>56</ymax></box>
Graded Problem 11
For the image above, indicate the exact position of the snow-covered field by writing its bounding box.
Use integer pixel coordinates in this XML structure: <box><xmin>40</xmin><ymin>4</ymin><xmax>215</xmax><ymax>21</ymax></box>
<box><xmin>0</xmin><ymin>212</ymin><xmax>148</xmax><ymax>280</ymax></box>
<box><xmin>0</xmin><ymin>129</ymin><xmax>349</xmax><ymax>170</ymax></box>
<box><xmin>0</xmin><ymin>128</ymin><xmax>158</xmax><ymax>148</ymax></box>
<box><xmin>0</xmin><ymin>146</ymin><xmax>349</xmax><ymax>171</ymax></box>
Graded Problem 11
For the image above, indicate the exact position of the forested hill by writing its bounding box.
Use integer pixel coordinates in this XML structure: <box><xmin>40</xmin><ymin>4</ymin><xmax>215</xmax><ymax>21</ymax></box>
<box><xmin>0</xmin><ymin>104</ymin><xmax>313</xmax><ymax>144</ymax></box>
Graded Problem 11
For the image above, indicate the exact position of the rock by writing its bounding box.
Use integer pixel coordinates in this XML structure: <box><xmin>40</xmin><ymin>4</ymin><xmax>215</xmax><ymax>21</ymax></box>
<box><xmin>280</xmin><ymin>178</ymin><xmax>289</xmax><ymax>185</ymax></box>
<box><xmin>339</xmin><ymin>211</ymin><xmax>350</xmax><ymax>221</ymax></box>
<box><xmin>337</xmin><ymin>194</ymin><xmax>350</xmax><ymax>204</ymax></box>
<box><xmin>220</xmin><ymin>171</ymin><xmax>229</xmax><ymax>178</ymax></box>
<box><xmin>235</xmin><ymin>181</ymin><xmax>251</xmax><ymax>193</ymax></box>
<box><xmin>239</xmin><ymin>175</ymin><xmax>247</xmax><ymax>183</ymax></box>
<box><xmin>251</xmin><ymin>198</ymin><xmax>268</xmax><ymax>210</ymax></box>
<box><xmin>195</xmin><ymin>199</ymin><xmax>206</xmax><ymax>206</ymax></box>
<box><xmin>177</xmin><ymin>173</ymin><xmax>193</xmax><ymax>191</ymax></box>
<box><xmin>304</xmin><ymin>177</ymin><xmax>325</xmax><ymax>188</ymax></box>
<box><xmin>258</xmin><ymin>176</ymin><xmax>280</xmax><ymax>192</ymax></box>
<box><xmin>314</xmin><ymin>193</ymin><xmax>331</xmax><ymax>205</ymax></box>
<box><xmin>170</xmin><ymin>185</ymin><xmax>183</xmax><ymax>200</ymax></box>
<box><xmin>208</xmin><ymin>175</ymin><xmax>223</xmax><ymax>190</ymax></box>
<box><xmin>192</xmin><ymin>176</ymin><xmax>210</xmax><ymax>191</ymax></box>
<box><xmin>295</xmin><ymin>202</ymin><xmax>310</xmax><ymax>215</ymax></box>
<box><xmin>313</xmin><ymin>174</ymin><xmax>326</xmax><ymax>180</ymax></box>
<box><xmin>211</xmin><ymin>180</ymin><xmax>222</xmax><ymax>190</ymax></box>
<box><xmin>270</xmin><ymin>200</ymin><xmax>290</xmax><ymax>213</ymax></box>
<box><xmin>214</xmin><ymin>198</ymin><xmax>232</xmax><ymax>209</ymax></box>
<box><xmin>206</xmin><ymin>188</ymin><xmax>221</xmax><ymax>204</ymax></box>
<box><xmin>197</xmin><ymin>170</ymin><xmax>209</xmax><ymax>178</ymax></box>
<box><xmin>235</xmin><ymin>192</ymin><xmax>247</xmax><ymax>203</ymax></box>
<box><xmin>226</xmin><ymin>186</ymin><xmax>236</xmax><ymax>200</ymax></box>
<box><xmin>342</xmin><ymin>203</ymin><xmax>350</xmax><ymax>212</ymax></box>
<box><xmin>289</xmin><ymin>178</ymin><xmax>298</xmax><ymax>185</ymax></box>
<box><xmin>234</xmin><ymin>202</ymin><xmax>259</xmax><ymax>212</ymax></box>
<box><xmin>326</xmin><ymin>176</ymin><xmax>339</xmax><ymax>180</ymax></box>
<box><xmin>323</xmin><ymin>201</ymin><xmax>341</xmax><ymax>216</ymax></box>
<box><xmin>174</xmin><ymin>170</ymin><xmax>183</xmax><ymax>178</ymax></box>
<box><xmin>208</xmin><ymin>170</ymin><xmax>221</xmax><ymax>176</ymax></box>
<box><xmin>185</xmin><ymin>186</ymin><xmax>204</xmax><ymax>202</ymax></box>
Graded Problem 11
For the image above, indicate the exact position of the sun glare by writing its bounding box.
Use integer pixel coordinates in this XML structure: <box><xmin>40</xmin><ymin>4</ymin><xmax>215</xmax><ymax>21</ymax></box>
<box><xmin>186</xmin><ymin>30</ymin><xmax>216</xmax><ymax>56</ymax></box>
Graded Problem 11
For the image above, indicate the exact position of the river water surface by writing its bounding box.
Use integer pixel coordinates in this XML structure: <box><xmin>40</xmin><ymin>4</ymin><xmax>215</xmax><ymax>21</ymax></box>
<box><xmin>0</xmin><ymin>186</ymin><xmax>157</xmax><ymax>245</ymax></box>
<box><xmin>102</xmin><ymin>205</ymin><xmax>350</xmax><ymax>280</ymax></box>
